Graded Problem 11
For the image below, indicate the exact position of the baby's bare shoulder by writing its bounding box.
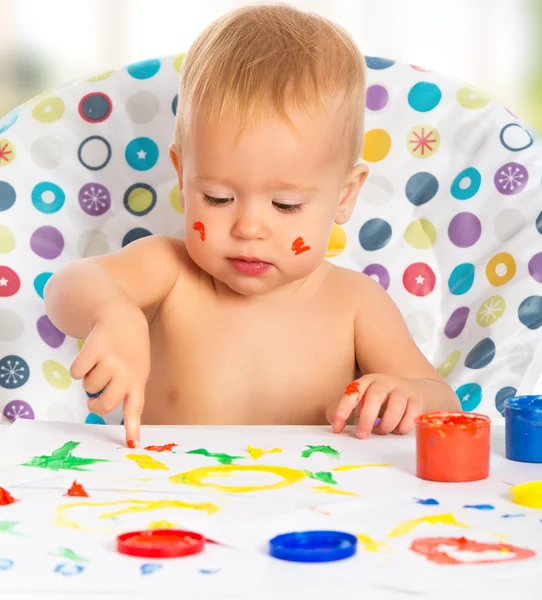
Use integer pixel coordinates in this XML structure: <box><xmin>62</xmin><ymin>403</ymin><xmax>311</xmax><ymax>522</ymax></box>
<box><xmin>324</xmin><ymin>263</ymin><xmax>384</xmax><ymax>298</ymax></box>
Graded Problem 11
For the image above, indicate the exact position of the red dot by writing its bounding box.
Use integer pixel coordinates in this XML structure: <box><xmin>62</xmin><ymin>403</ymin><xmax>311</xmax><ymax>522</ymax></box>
<box><xmin>0</xmin><ymin>266</ymin><xmax>21</xmax><ymax>297</ymax></box>
<box><xmin>403</xmin><ymin>262</ymin><xmax>436</xmax><ymax>297</ymax></box>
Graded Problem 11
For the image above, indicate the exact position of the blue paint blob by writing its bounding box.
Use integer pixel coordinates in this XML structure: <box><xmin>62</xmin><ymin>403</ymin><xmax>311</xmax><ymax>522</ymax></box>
<box><xmin>448</xmin><ymin>263</ymin><xmax>475</xmax><ymax>295</ymax></box>
<box><xmin>199</xmin><ymin>568</ymin><xmax>221</xmax><ymax>575</ymax></box>
<box><xmin>465</xmin><ymin>338</ymin><xmax>496</xmax><ymax>369</ymax></box>
<box><xmin>502</xmin><ymin>514</ymin><xmax>525</xmax><ymax>519</ymax></box>
<box><xmin>0</xmin><ymin>558</ymin><xmax>14</xmax><ymax>571</ymax></box>
<box><xmin>505</xmin><ymin>395</ymin><xmax>542</xmax><ymax>463</ymax></box>
<box><xmin>414</xmin><ymin>498</ymin><xmax>439</xmax><ymax>505</ymax></box>
<box><xmin>54</xmin><ymin>563</ymin><xmax>85</xmax><ymax>576</ymax></box>
<box><xmin>463</xmin><ymin>504</ymin><xmax>495</xmax><ymax>510</ymax></box>
<box><xmin>141</xmin><ymin>563</ymin><xmax>162</xmax><ymax>576</ymax></box>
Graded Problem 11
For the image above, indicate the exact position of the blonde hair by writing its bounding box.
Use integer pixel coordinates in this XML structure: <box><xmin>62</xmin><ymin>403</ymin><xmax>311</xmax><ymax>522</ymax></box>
<box><xmin>175</xmin><ymin>3</ymin><xmax>366</xmax><ymax>168</ymax></box>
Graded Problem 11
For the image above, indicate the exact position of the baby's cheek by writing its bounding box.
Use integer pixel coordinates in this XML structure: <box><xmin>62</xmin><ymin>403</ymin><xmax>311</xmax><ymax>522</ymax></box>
<box><xmin>291</xmin><ymin>236</ymin><xmax>311</xmax><ymax>256</ymax></box>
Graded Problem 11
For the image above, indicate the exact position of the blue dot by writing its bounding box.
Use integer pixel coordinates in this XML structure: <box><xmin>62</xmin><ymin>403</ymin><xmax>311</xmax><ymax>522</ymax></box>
<box><xmin>34</xmin><ymin>272</ymin><xmax>53</xmax><ymax>299</ymax></box>
<box><xmin>450</xmin><ymin>167</ymin><xmax>481</xmax><ymax>200</ymax></box>
<box><xmin>405</xmin><ymin>172</ymin><xmax>438</xmax><ymax>206</ymax></box>
<box><xmin>500</xmin><ymin>124</ymin><xmax>533</xmax><ymax>152</ymax></box>
<box><xmin>122</xmin><ymin>228</ymin><xmax>153</xmax><ymax>247</ymax></box>
<box><xmin>172</xmin><ymin>94</ymin><xmax>178</xmax><ymax>116</ymax></box>
<box><xmin>358</xmin><ymin>218</ymin><xmax>392</xmax><ymax>251</ymax></box>
<box><xmin>0</xmin><ymin>355</ymin><xmax>30</xmax><ymax>389</ymax></box>
<box><xmin>85</xmin><ymin>413</ymin><xmax>105</xmax><ymax>425</ymax></box>
<box><xmin>518</xmin><ymin>295</ymin><xmax>542</xmax><ymax>330</ymax></box>
<box><xmin>127</xmin><ymin>59</ymin><xmax>161</xmax><ymax>80</ymax></box>
<box><xmin>455</xmin><ymin>383</ymin><xmax>482</xmax><ymax>411</ymax></box>
<box><xmin>408</xmin><ymin>82</ymin><xmax>442</xmax><ymax>112</ymax></box>
<box><xmin>0</xmin><ymin>181</ymin><xmax>16</xmax><ymax>211</ymax></box>
<box><xmin>465</xmin><ymin>338</ymin><xmax>496</xmax><ymax>369</ymax></box>
<box><xmin>32</xmin><ymin>182</ymin><xmax>65</xmax><ymax>214</ymax></box>
<box><xmin>448</xmin><ymin>263</ymin><xmax>475</xmax><ymax>295</ymax></box>
<box><xmin>0</xmin><ymin>111</ymin><xmax>18</xmax><ymax>135</ymax></box>
<box><xmin>123</xmin><ymin>183</ymin><xmax>157</xmax><ymax>216</ymax></box>
<box><xmin>495</xmin><ymin>386</ymin><xmax>516</xmax><ymax>416</ymax></box>
<box><xmin>125</xmin><ymin>137</ymin><xmax>159</xmax><ymax>171</ymax></box>
<box><xmin>365</xmin><ymin>56</ymin><xmax>395</xmax><ymax>70</ymax></box>
<box><xmin>536</xmin><ymin>211</ymin><xmax>542</xmax><ymax>235</ymax></box>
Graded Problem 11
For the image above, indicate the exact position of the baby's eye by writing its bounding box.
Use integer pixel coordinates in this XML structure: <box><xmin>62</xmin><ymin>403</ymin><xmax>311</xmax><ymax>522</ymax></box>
<box><xmin>273</xmin><ymin>202</ymin><xmax>303</xmax><ymax>214</ymax></box>
<box><xmin>203</xmin><ymin>194</ymin><xmax>232</xmax><ymax>206</ymax></box>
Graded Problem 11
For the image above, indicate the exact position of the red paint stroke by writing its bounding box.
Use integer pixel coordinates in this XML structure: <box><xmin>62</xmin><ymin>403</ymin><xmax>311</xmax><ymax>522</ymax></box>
<box><xmin>144</xmin><ymin>443</ymin><xmax>178</xmax><ymax>453</ymax></box>
<box><xmin>410</xmin><ymin>536</ymin><xmax>536</xmax><ymax>565</ymax></box>
<box><xmin>292</xmin><ymin>237</ymin><xmax>310</xmax><ymax>255</ymax></box>
<box><xmin>127</xmin><ymin>440</ymin><xmax>136</xmax><ymax>449</ymax></box>
<box><xmin>344</xmin><ymin>381</ymin><xmax>360</xmax><ymax>396</ymax></box>
<box><xmin>0</xmin><ymin>487</ymin><xmax>17</xmax><ymax>505</ymax></box>
<box><xmin>65</xmin><ymin>481</ymin><xmax>90</xmax><ymax>497</ymax></box>
<box><xmin>193</xmin><ymin>221</ymin><xmax>205</xmax><ymax>241</ymax></box>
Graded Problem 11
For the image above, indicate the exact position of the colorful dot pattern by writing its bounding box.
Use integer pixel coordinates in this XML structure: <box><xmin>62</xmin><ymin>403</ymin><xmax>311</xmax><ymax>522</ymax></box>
<box><xmin>0</xmin><ymin>53</ymin><xmax>541</xmax><ymax>424</ymax></box>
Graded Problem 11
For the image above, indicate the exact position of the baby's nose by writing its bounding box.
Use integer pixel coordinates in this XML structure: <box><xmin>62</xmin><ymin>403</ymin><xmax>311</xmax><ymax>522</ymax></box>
<box><xmin>231</xmin><ymin>208</ymin><xmax>268</xmax><ymax>240</ymax></box>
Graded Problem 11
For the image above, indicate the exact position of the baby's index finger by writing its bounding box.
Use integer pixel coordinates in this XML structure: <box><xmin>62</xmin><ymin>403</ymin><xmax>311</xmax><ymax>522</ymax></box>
<box><xmin>123</xmin><ymin>389</ymin><xmax>144</xmax><ymax>449</ymax></box>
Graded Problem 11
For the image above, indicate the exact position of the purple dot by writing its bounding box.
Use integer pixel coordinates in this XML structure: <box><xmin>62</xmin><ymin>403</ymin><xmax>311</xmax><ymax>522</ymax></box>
<box><xmin>3</xmin><ymin>400</ymin><xmax>34</xmax><ymax>421</ymax></box>
<box><xmin>363</xmin><ymin>264</ymin><xmax>390</xmax><ymax>290</ymax></box>
<box><xmin>494</xmin><ymin>162</ymin><xmax>528</xmax><ymax>195</ymax></box>
<box><xmin>30</xmin><ymin>226</ymin><xmax>64</xmax><ymax>259</ymax></box>
<box><xmin>444</xmin><ymin>306</ymin><xmax>470</xmax><ymax>338</ymax></box>
<box><xmin>528</xmin><ymin>252</ymin><xmax>542</xmax><ymax>283</ymax></box>
<box><xmin>366</xmin><ymin>85</ymin><xmax>389</xmax><ymax>111</ymax></box>
<box><xmin>37</xmin><ymin>315</ymin><xmax>66</xmax><ymax>348</ymax></box>
<box><xmin>448</xmin><ymin>212</ymin><xmax>482</xmax><ymax>248</ymax></box>
<box><xmin>78</xmin><ymin>183</ymin><xmax>111</xmax><ymax>216</ymax></box>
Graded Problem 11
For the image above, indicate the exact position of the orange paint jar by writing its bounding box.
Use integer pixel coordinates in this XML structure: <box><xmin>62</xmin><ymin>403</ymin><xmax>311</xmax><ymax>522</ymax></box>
<box><xmin>415</xmin><ymin>412</ymin><xmax>490</xmax><ymax>482</ymax></box>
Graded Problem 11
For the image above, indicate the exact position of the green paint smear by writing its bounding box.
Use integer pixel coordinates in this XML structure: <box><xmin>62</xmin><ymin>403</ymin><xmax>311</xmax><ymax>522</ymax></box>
<box><xmin>20</xmin><ymin>441</ymin><xmax>110</xmax><ymax>472</ymax></box>
<box><xmin>186</xmin><ymin>448</ymin><xmax>244</xmax><ymax>465</ymax></box>
<box><xmin>51</xmin><ymin>547</ymin><xmax>88</xmax><ymax>563</ymax></box>
<box><xmin>301</xmin><ymin>445</ymin><xmax>341</xmax><ymax>459</ymax></box>
<box><xmin>0</xmin><ymin>521</ymin><xmax>26</xmax><ymax>537</ymax></box>
<box><xmin>305</xmin><ymin>471</ymin><xmax>338</xmax><ymax>485</ymax></box>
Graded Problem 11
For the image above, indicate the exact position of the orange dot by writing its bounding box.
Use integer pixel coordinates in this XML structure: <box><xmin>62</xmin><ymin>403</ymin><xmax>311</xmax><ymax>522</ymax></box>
<box><xmin>362</xmin><ymin>129</ymin><xmax>392</xmax><ymax>162</ymax></box>
<box><xmin>486</xmin><ymin>252</ymin><xmax>516</xmax><ymax>286</ymax></box>
<box><xmin>326</xmin><ymin>224</ymin><xmax>347</xmax><ymax>258</ymax></box>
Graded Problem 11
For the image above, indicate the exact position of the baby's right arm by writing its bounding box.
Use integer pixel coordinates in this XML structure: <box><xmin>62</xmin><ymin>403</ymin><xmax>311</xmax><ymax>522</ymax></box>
<box><xmin>44</xmin><ymin>236</ymin><xmax>185</xmax><ymax>447</ymax></box>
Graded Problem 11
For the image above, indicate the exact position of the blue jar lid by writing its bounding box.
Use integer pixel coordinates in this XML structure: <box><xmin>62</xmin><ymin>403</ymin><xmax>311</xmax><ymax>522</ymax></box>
<box><xmin>504</xmin><ymin>395</ymin><xmax>542</xmax><ymax>413</ymax></box>
<box><xmin>269</xmin><ymin>530</ymin><xmax>357</xmax><ymax>563</ymax></box>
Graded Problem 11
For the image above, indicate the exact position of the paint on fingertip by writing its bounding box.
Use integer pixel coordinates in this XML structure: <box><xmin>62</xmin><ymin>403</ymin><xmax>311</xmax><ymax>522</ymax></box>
<box><xmin>193</xmin><ymin>221</ymin><xmax>205</xmax><ymax>241</ymax></box>
<box><xmin>127</xmin><ymin>440</ymin><xmax>136</xmax><ymax>449</ymax></box>
<box><xmin>344</xmin><ymin>381</ymin><xmax>360</xmax><ymax>395</ymax></box>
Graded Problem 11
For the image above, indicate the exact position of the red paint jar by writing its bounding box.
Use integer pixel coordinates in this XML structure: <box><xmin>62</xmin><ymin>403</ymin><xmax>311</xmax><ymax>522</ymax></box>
<box><xmin>415</xmin><ymin>412</ymin><xmax>490</xmax><ymax>482</ymax></box>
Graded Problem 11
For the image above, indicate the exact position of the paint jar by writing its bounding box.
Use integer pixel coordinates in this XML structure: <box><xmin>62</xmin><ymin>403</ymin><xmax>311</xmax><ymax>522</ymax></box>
<box><xmin>415</xmin><ymin>412</ymin><xmax>490</xmax><ymax>482</ymax></box>
<box><xmin>504</xmin><ymin>395</ymin><xmax>542</xmax><ymax>463</ymax></box>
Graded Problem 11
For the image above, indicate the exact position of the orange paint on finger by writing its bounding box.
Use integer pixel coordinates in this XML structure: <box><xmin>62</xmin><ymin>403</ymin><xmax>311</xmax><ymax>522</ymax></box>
<box><xmin>65</xmin><ymin>481</ymin><xmax>89</xmax><ymax>497</ymax></box>
<box><xmin>127</xmin><ymin>440</ymin><xmax>136</xmax><ymax>449</ymax></box>
<box><xmin>193</xmin><ymin>221</ymin><xmax>205</xmax><ymax>241</ymax></box>
<box><xmin>292</xmin><ymin>237</ymin><xmax>310</xmax><ymax>255</ymax></box>
<box><xmin>344</xmin><ymin>381</ymin><xmax>360</xmax><ymax>395</ymax></box>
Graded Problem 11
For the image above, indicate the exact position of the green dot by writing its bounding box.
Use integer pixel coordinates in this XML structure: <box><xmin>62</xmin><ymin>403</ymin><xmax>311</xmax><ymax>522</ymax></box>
<box><xmin>32</xmin><ymin>98</ymin><xmax>65</xmax><ymax>123</ymax></box>
<box><xmin>127</xmin><ymin>187</ymin><xmax>153</xmax><ymax>213</ymax></box>
<box><xmin>42</xmin><ymin>360</ymin><xmax>71</xmax><ymax>390</ymax></box>
<box><xmin>404</xmin><ymin>218</ymin><xmax>436</xmax><ymax>249</ymax></box>
<box><xmin>0</xmin><ymin>225</ymin><xmax>15</xmax><ymax>253</ymax></box>
<box><xmin>437</xmin><ymin>351</ymin><xmax>461</xmax><ymax>378</ymax></box>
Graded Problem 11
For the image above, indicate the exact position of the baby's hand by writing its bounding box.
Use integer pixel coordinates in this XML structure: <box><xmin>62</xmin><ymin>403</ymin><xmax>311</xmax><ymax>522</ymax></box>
<box><xmin>69</xmin><ymin>306</ymin><xmax>151</xmax><ymax>448</ymax></box>
<box><xmin>326</xmin><ymin>374</ymin><xmax>424</xmax><ymax>439</ymax></box>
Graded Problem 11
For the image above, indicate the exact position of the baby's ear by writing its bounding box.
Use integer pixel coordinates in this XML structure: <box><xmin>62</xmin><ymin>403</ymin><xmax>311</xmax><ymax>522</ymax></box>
<box><xmin>169</xmin><ymin>143</ymin><xmax>185</xmax><ymax>210</ymax></box>
<box><xmin>335</xmin><ymin>162</ymin><xmax>368</xmax><ymax>225</ymax></box>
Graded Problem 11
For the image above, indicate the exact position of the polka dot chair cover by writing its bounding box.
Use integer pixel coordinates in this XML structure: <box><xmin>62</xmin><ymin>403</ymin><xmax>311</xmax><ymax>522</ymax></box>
<box><xmin>0</xmin><ymin>54</ymin><xmax>541</xmax><ymax>425</ymax></box>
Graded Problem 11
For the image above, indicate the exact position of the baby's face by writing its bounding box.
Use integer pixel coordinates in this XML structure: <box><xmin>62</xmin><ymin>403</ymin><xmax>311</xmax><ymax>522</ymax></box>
<box><xmin>174</xmin><ymin>106</ymin><xmax>359</xmax><ymax>296</ymax></box>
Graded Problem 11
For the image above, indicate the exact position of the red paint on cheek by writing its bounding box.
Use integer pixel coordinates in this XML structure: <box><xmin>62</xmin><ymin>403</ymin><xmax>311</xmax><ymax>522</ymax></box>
<box><xmin>193</xmin><ymin>221</ymin><xmax>205</xmax><ymax>241</ymax></box>
<box><xmin>0</xmin><ymin>487</ymin><xmax>17</xmax><ymax>505</ymax></box>
<box><xmin>292</xmin><ymin>237</ymin><xmax>310</xmax><ymax>255</ymax></box>
<box><xmin>345</xmin><ymin>381</ymin><xmax>360</xmax><ymax>395</ymax></box>
<box><xmin>65</xmin><ymin>480</ymin><xmax>90</xmax><ymax>497</ymax></box>
<box><xmin>410</xmin><ymin>536</ymin><xmax>536</xmax><ymax>565</ymax></box>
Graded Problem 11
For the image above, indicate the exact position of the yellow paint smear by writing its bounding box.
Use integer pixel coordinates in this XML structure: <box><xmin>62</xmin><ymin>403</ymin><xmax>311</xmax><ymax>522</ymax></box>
<box><xmin>170</xmin><ymin>464</ymin><xmax>304</xmax><ymax>493</ymax></box>
<box><xmin>148</xmin><ymin>520</ymin><xmax>177</xmax><ymax>530</ymax></box>
<box><xmin>247</xmin><ymin>446</ymin><xmax>282</xmax><ymax>460</ymax></box>
<box><xmin>356</xmin><ymin>534</ymin><xmax>389</xmax><ymax>553</ymax></box>
<box><xmin>388</xmin><ymin>513</ymin><xmax>469</xmax><ymax>538</ymax></box>
<box><xmin>332</xmin><ymin>463</ymin><xmax>392</xmax><ymax>472</ymax></box>
<box><xmin>56</xmin><ymin>499</ymin><xmax>218</xmax><ymax>531</ymax></box>
<box><xmin>510</xmin><ymin>481</ymin><xmax>542</xmax><ymax>509</ymax></box>
<box><xmin>312</xmin><ymin>485</ymin><xmax>358</xmax><ymax>497</ymax></box>
<box><xmin>125</xmin><ymin>454</ymin><xmax>169</xmax><ymax>471</ymax></box>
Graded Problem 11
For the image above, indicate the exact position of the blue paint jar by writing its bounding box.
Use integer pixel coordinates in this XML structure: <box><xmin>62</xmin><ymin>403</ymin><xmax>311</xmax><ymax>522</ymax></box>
<box><xmin>504</xmin><ymin>395</ymin><xmax>542</xmax><ymax>463</ymax></box>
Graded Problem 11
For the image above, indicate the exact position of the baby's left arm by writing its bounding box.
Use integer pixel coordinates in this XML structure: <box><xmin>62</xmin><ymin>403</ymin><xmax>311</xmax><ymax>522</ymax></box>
<box><xmin>327</xmin><ymin>275</ymin><xmax>461</xmax><ymax>439</ymax></box>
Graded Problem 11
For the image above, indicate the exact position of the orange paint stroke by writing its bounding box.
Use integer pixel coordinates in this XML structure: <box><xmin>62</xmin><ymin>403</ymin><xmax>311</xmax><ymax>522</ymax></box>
<box><xmin>344</xmin><ymin>381</ymin><xmax>360</xmax><ymax>395</ymax></box>
<box><xmin>144</xmin><ymin>443</ymin><xmax>178</xmax><ymax>453</ymax></box>
<box><xmin>0</xmin><ymin>487</ymin><xmax>18</xmax><ymax>505</ymax></box>
<box><xmin>65</xmin><ymin>481</ymin><xmax>89</xmax><ymax>497</ymax></box>
<box><xmin>410</xmin><ymin>536</ymin><xmax>536</xmax><ymax>565</ymax></box>
<box><xmin>193</xmin><ymin>221</ymin><xmax>205</xmax><ymax>241</ymax></box>
<box><xmin>292</xmin><ymin>237</ymin><xmax>310</xmax><ymax>255</ymax></box>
